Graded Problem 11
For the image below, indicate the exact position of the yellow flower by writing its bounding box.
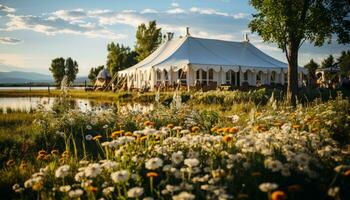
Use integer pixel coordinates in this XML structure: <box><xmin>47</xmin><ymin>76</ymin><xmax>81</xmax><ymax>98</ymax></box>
<box><xmin>271</xmin><ymin>190</ymin><xmax>286</xmax><ymax>200</ymax></box>
<box><xmin>6</xmin><ymin>160</ymin><xmax>15</xmax><ymax>167</ymax></box>
<box><xmin>51</xmin><ymin>150</ymin><xmax>59</xmax><ymax>155</ymax></box>
<box><xmin>93</xmin><ymin>135</ymin><xmax>102</xmax><ymax>141</ymax></box>
<box><xmin>167</xmin><ymin>124</ymin><xmax>174</xmax><ymax>129</ymax></box>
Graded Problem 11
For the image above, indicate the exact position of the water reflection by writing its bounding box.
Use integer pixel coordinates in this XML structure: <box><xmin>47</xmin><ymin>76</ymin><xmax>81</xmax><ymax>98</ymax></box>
<box><xmin>0</xmin><ymin>97</ymin><xmax>153</xmax><ymax>113</ymax></box>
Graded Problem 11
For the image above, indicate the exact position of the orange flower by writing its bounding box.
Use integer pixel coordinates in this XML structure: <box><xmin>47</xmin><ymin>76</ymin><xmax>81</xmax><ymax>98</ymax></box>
<box><xmin>6</xmin><ymin>160</ymin><xmax>15</xmax><ymax>167</ymax></box>
<box><xmin>124</xmin><ymin>132</ymin><xmax>133</xmax><ymax>136</ymax></box>
<box><xmin>292</xmin><ymin>124</ymin><xmax>301</xmax><ymax>129</ymax></box>
<box><xmin>87</xmin><ymin>186</ymin><xmax>98</xmax><ymax>193</ymax></box>
<box><xmin>191</xmin><ymin>126</ymin><xmax>200</xmax><ymax>133</ymax></box>
<box><xmin>222</xmin><ymin>127</ymin><xmax>230</xmax><ymax>133</ymax></box>
<box><xmin>211</xmin><ymin>127</ymin><xmax>219</xmax><ymax>132</ymax></box>
<box><xmin>343</xmin><ymin>169</ymin><xmax>350</xmax><ymax>176</ymax></box>
<box><xmin>271</xmin><ymin>190</ymin><xmax>286</xmax><ymax>200</ymax></box>
<box><xmin>273</xmin><ymin>122</ymin><xmax>283</xmax><ymax>127</ymax></box>
<box><xmin>255</xmin><ymin>124</ymin><xmax>267</xmax><ymax>132</ymax></box>
<box><xmin>111</xmin><ymin>130</ymin><xmax>124</xmax><ymax>138</ymax></box>
<box><xmin>32</xmin><ymin>182</ymin><xmax>43</xmax><ymax>191</ymax></box>
<box><xmin>147</xmin><ymin>172</ymin><xmax>159</xmax><ymax>177</ymax></box>
<box><xmin>38</xmin><ymin>150</ymin><xmax>46</xmax><ymax>155</ymax></box>
<box><xmin>223</xmin><ymin>135</ymin><xmax>233</xmax><ymax>142</ymax></box>
<box><xmin>229</xmin><ymin>127</ymin><xmax>239</xmax><ymax>134</ymax></box>
<box><xmin>144</xmin><ymin>121</ymin><xmax>154</xmax><ymax>126</ymax></box>
<box><xmin>251</xmin><ymin>172</ymin><xmax>261</xmax><ymax>177</ymax></box>
<box><xmin>93</xmin><ymin>135</ymin><xmax>102</xmax><ymax>141</ymax></box>
<box><xmin>311</xmin><ymin>128</ymin><xmax>319</xmax><ymax>133</ymax></box>
<box><xmin>288</xmin><ymin>184</ymin><xmax>301</xmax><ymax>192</ymax></box>
<box><xmin>167</xmin><ymin>124</ymin><xmax>174</xmax><ymax>129</ymax></box>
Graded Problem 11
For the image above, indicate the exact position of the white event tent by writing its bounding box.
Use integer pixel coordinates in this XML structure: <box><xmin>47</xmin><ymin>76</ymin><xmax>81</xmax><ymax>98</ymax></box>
<box><xmin>119</xmin><ymin>34</ymin><xmax>308</xmax><ymax>91</ymax></box>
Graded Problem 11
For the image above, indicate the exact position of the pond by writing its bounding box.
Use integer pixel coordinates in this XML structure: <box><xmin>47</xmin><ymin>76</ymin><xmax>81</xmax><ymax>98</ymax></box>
<box><xmin>0</xmin><ymin>86</ymin><xmax>85</xmax><ymax>91</ymax></box>
<box><xmin>0</xmin><ymin>97</ymin><xmax>154</xmax><ymax>113</ymax></box>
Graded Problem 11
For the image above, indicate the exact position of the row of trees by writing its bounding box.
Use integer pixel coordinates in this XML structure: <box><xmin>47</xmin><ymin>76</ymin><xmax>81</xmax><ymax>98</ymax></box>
<box><xmin>305</xmin><ymin>50</ymin><xmax>350</xmax><ymax>79</ymax></box>
<box><xmin>49</xmin><ymin>57</ymin><xmax>79</xmax><ymax>86</ymax></box>
<box><xmin>88</xmin><ymin>20</ymin><xmax>162</xmax><ymax>83</ymax></box>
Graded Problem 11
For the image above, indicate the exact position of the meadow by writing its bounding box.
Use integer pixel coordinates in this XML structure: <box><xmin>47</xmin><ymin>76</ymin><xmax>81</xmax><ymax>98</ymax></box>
<box><xmin>0</xmin><ymin>88</ymin><xmax>350</xmax><ymax>200</ymax></box>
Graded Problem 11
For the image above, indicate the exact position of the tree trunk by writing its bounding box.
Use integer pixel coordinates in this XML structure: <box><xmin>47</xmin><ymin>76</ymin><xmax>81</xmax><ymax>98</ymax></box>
<box><xmin>287</xmin><ymin>41</ymin><xmax>299</xmax><ymax>106</ymax></box>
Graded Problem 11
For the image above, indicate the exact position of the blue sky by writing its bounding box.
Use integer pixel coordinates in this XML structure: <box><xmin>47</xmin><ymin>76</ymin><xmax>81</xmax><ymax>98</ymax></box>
<box><xmin>0</xmin><ymin>0</ymin><xmax>349</xmax><ymax>75</ymax></box>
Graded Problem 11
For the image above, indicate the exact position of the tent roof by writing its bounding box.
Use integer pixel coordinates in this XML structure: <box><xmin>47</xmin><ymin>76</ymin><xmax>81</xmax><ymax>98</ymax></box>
<box><xmin>96</xmin><ymin>68</ymin><xmax>111</xmax><ymax>80</ymax></box>
<box><xmin>120</xmin><ymin>36</ymin><xmax>307</xmax><ymax>74</ymax></box>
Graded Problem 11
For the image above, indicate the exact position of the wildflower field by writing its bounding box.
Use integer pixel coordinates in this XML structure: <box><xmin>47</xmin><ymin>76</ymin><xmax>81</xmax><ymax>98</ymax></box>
<box><xmin>1</xmin><ymin>90</ymin><xmax>350</xmax><ymax>200</ymax></box>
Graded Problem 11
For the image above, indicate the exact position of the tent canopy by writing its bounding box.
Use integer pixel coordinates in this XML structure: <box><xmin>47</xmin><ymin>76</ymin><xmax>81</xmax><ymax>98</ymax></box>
<box><xmin>97</xmin><ymin>68</ymin><xmax>111</xmax><ymax>80</ymax></box>
<box><xmin>119</xmin><ymin>36</ymin><xmax>307</xmax><ymax>75</ymax></box>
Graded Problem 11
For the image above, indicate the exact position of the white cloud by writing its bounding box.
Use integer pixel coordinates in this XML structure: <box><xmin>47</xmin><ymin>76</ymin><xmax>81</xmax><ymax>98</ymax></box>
<box><xmin>233</xmin><ymin>12</ymin><xmax>249</xmax><ymax>19</ymax></box>
<box><xmin>0</xmin><ymin>37</ymin><xmax>22</xmax><ymax>45</ymax></box>
<box><xmin>3</xmin><ymin>13</ymin><xmax>127</xmax><ymax>40</ymax></box>
<box><xmin>50</xmin><ymin>8</ymin><xmax>86</xmax><ymax>22</ymax></box>
<box><xmin>140</xmin><ymin>8</ymin><xmax>158</xmax><ymax>14</ymax></box>
<box><xmin>166</xmin><ymin>8</ymin><xmax>186</xmax><ymax>14</ymax></box>
<box><xmin>189</xmin><ymin>7</ymin><xmax>249</xmax><ymax>19</ymax></box>
<box><xmin>190</xmin><ymin>7</ymin><xmax>229</xmax><ymax>17</ymax></box>
<box><xmin>171</xmin><ymin>2</ymin><xmax>179</xmax><ymax>7</ymax></box>
<box><xmin>0</xmin><ymin>4</ymin><xmax>15</xmax><ymax>14</ymax></box>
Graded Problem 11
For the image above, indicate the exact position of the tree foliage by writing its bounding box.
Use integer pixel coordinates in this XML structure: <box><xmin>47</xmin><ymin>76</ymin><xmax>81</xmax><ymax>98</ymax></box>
<box><xmin>304</xmin><ymin>59</ymin><xmax>319</xmax><ymax>79</ymax></box>
<box><xmin>88</xmin><ymin>65</ymin><xmax>105</xmax><ymax>83</ymax></box>
<box><xmin>249</xmin><ymin>0</ymin><xmax>350</xmax><ymax>104</ymax></box>
<box><xmin>321</xmin><ymin>55</ymin><xmax>335</xmax><ymax>69</ymax></box>
<box><xmin>135</xmin><ymin>20</ymin><xmax>162</xmax><ymax>62</ymax></box>
<box><xmin>65</xmin><ymin>57</ymin><xmax>79</xmax><ymax>84</ymax></box>
<box><xmin>49</xmin><ymin>57</ymin><xmax>65</xmax><ymax>86</ymax></box>
<box><xmin>49</xmin><ymin>57</ymin><xmax>79</xmax><ymax>86</ymax></box>
<box><xmin>106</xmin><ymin>42</ymin><xmax>137</xmax><ymax>76</ymax></box>
<box><xmin>338</xmin><ymin>50</ymin><xmax>350</xmax><ymax>77</ymax></box>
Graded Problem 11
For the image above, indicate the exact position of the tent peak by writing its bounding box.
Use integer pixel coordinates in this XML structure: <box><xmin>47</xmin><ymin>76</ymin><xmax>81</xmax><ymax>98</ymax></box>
<box><xmin>186</xmin><ymin>27</ymin><xmax>190</xmax><ymax>37</ymax></box>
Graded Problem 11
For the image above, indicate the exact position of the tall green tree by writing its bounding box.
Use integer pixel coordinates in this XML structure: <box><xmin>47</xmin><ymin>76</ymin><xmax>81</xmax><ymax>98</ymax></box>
<box><xmin>88</xmin><ymin>65</ymin><xmax>105</xmax><ymax>83</ymax></box>
<box><xmin>65</xmin><ymin>57</ymin><xmax>79</xmax><ymax>84</ymax></box>
<box><xmin>106</xmin><ymin>42</ymin><xmax>137</xmax><ymax>76</ymax></box>
<box><xmin>338</xmin><ymin>50</ymin><xmax>350</xmax><ymax>77</ymax></box>
<box><xmin>249</xmin><ymin>0</ymin><xmax>350</xmax><ymax>105</ymax></box>
<box><xmin>304</xmin><ymin>59</ymin><xmax>319</xmax><ymax>79</ymax></box>
<box><xmin>49</xmin><ymin>57</ymin><xmax>65</xmax><ymax>86</ymax></box>
<box><xmin>135</xmin><ymin>20</ymin><xmax>162</xmax><ymax>62</ymax></box>
<box><xmin>321</xmin><ymin>55</ymin><xmax>335</xmax><ymax>69</ymax></box>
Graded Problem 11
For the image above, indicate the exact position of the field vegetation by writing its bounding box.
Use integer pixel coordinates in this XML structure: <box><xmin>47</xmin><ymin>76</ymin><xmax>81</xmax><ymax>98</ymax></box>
<box><xmin>0</xmin><ymin>89</ymin><xmax>350</xmax><ymax>199</ymax></box>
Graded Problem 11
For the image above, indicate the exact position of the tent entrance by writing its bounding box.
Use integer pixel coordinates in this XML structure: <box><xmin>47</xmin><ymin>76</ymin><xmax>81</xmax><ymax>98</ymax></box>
<box><xmin>225</xmin><ymin>70</ymin><xmax>239</xmax><ymax>86</ymax></box>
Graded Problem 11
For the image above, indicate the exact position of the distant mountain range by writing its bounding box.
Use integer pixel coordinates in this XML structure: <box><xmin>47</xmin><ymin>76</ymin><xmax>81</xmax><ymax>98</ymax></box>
<box><xmin>0</xmin><ymin>71</ymin><xmax>88</xmax><ymax>84</ymax></box>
